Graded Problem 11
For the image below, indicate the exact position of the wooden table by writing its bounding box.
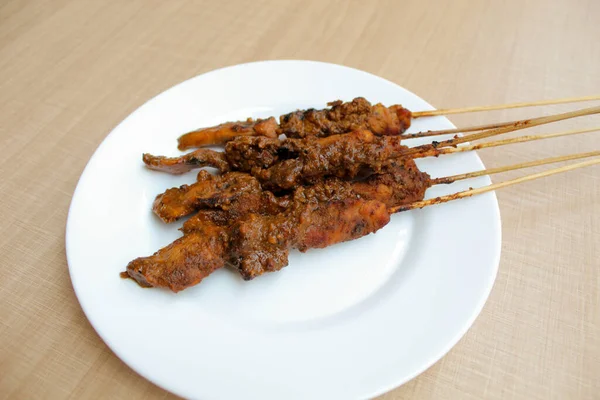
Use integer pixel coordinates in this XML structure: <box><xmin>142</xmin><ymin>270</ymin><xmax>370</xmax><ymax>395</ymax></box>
<box><xmin>1</xmin><ymin>1</ymin><xmax>599</xmax><ymax>398</ymax></box>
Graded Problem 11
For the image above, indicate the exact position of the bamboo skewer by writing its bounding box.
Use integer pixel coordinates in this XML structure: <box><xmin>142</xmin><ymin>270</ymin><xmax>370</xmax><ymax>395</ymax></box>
<box><xmin>414</xmin><ymin>127</ymin><xmax>600</xmax><ymax>159</ymax></box>
<box><xmin>402</xmin><ymin>120</ymin><xmax>516</xmax><ymax>139</ymax></box>
<box><xmin>403</xmin><ymin>105</ymin><xmax>600</xmax><ymax>158</ymax></box>
<box><xmin>411</xmin><ymin>94</ymin><xmax>600</xmax><ymax>118</ymax></box>
<box><xmin>404</xmin><ymin>116</ymin><xmax>592</xmax><ymax>140</ymax></box>
<box><xmin>389</xmin><ymin>158</ymin><xmax>600</xmax><ymax>213</ymax></box>
<box><xmin>432</xmin><ymin>151</ymin><xmax>600</xmax><ymax>184</ymax></box>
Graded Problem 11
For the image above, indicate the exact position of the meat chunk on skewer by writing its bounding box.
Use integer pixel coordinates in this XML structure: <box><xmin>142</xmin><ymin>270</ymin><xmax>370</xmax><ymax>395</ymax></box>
<box><xmin>122</xmin><ymin>223</ymin><xmax>229</xmax><ymax>292</ymax></box>
<box><xmin>143</xmin><ymin>129</ymin><xmax>414</xmax><ymax>191</ymax></box>
<box><xmin>253</xmin><ymin>130</ymin><xmax>409</xmax><ymax>189</ymax></box>
<box><xmin>152</xmin><ymin>170</ymin><xmax>288</xmax><ymax>223</ymax></box>
<box><xmin>143</xmin><ymin>135</ymin><xmax>286</xmax><ymax>175</ymax></box>
<box><xmin>230</xmin><ymin>189</ymin><xmax>390</xmax><ymax>280</ymax></box>
<box><xmin>178</xmin><ymin>117</ymin><xmax>278</xmax><ymax>150</ymax></box>
<box><xmin>180</xmin><ymin>209</ymin><xmax>231</xmax><ymax>234</ymax></box>
<box><xmin>150</xmin><ymin>151</ymin><xmax>429</xmax><ymax>223</ymax></box>
<box><xmin>122</xmin><ymin>166</ymin><xmax>431</xmax><ymax>292</ymax></box>
<box><xmin>222</xmin><ymin>135</ymin><xmax>285</xmax><ymax>170</ymax></box>
<box><xmin>143</xmin><ymin>149</ymin><xmax>230</xmax><ymax>174</ymax></box>
<box><xmin>123</xmin><ymin>181</ymin><xmax>392</xmax><ymax>290</ymax></box>
<box><xmin>176</xmin><ymin>97</ymin><xmax>412</xmax><ymax>149</ymax></box>
<box><xmin>279</xmin><ymin>97</ymin><xmax>411</xmax><ymax>139</ymax></box>
<box><xmin>123</xmin><ymin>97</ymin><xmax>600</xmax><ymax>293</ymax></box>
<box><xmin>351</xmin><ymin>158</ymin><xmax>431</xmax><ymax>208</ymax></box>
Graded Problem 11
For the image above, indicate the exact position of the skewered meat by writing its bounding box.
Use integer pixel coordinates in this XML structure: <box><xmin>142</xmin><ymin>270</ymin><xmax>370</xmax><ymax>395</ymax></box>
<box><xmin>221</xmin><ymin>135</ymin><xmax>285</xmax><ymax>170</ymax></box>
<box><xmin>122</xmin><ymin>97</ymin><xmax>600</xmax><ymax>293</ymax></box>
<box><xmin>122</xmin><ymin>161</ymin><xmax>431</xmax><ymax>291</ymax></box>
<box><xmin>153</xmin><ymin>170</ymin><xmax>289</xmax><ymax>223</ymax></box>
<box><xmin>121</xmin><ymin>218</ymin><xmax>229</xmax><ymax>290</ymax></box>
<box><xmin>350</xmin><ymin>158</ymin><xmax>431</xmax><ymax>208</ymax></box>
<box><xmin>143</xmin><ymin>130</ymin><xmax>415</xmax><ymax>189</ymax></box>
<box><xmin>176</xmin><ymin>97</ymin><xmax>412</xmax><ymax>149</ymax></box>
<box><xmin>253</xmin><ymin>130</ymin><xmax>411</xmax><ymax>189</ymax></box>
<box><xmin>146</xmin><ymin>130</ymin><xmax>390</xmax><ymax>176</ymax></box>
<box><xmin>178</xmin><ymin>117</ymin><xmax>278</xmax><ymax>150</ymax></box>
<box><xmin>152</xmin><ymin>152</ymin><xmax>429</xmax><ymax>223</ymax></box>
<box><xmin>181</xmin><ymin>209</ymin><xmax>231</xmax><ymax>234</ymax></box>
<box><xmin>278</xmin><ymin>97</ymin><xmax>412</xmax><ymax>139</ymax></box>
<box><xmin>229</xmin><ymin>184</ymin><xmax>391</xmax><ymax>280</ymax></box>
<box><xmin>123</xmin><ymin>180</ymin><xmax>393</xmax><ymax>291</ymax></box>
<box><xmin>143</xmin><ymin>135</ymin><xmax>286</xmax><ymax>175</ymax></box>
<box><xmin>143</xmin><ymin>149</ymin><xmax>230</xmax><ymax>174</ymax></box>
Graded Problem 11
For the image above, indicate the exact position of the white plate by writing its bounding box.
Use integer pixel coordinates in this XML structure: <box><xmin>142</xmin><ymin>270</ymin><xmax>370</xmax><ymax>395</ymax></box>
<box><xmin>66</xmin><ymin>60</ymin><xmax>501</xmax><ymax>399</ymax></box>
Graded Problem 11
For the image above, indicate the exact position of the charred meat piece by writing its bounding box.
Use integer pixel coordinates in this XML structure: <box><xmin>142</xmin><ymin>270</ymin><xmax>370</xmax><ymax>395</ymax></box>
<box><xmin>351</xmin><ymin>158</ymin><xmax>430</xmax><ymax>208</ymax></box>
<box><xmin>121</xmin><ymin>171</ymin><xmax>429</xmax><ymax>292</ymax></box>
<box><xmin>153</xmin><ymin>170</ymin><xmax>290</xmax><ymax>223</ymax></box>
<box><xmin>122</xmin><ymin>226</ymin><xmax>229</xmax><ymax>293</ymax></box>
<box><xmin>122</xmin><ymin>186</ymin><xmax>390</xmax><ymax>290</ymax></box>
<box><xmin>143</xmin><ymin>149</ymin><xmax>230</xmax><ymax>174</ymax></box>
<box><xmin>254</xmin><ymin>130</ymin><xmax>409</xmax><ymax>189</ymax></box>
<box><xmin>178</xmin><ymin>117</ymin><xmax>279</xmax><ymax>150</ymax></box>
<box><xmin>150</xmin><ymin>150</ymin><xmax>429</xmax><ymax>224</ymax></box>
<box><xmin>143</xmin><ymin>135</ymin><xmax>285</xmax><ymax>174</ymax></box>
<box><xmin>173</xmin><ymin>98</ymin><xmax>412</xmax><ymax>148</ymax></box>
<box><xmin>143</xmin><ymin>129</ymin><xmax>413</xmax><ymax>186</ymax></box>
<box><xmin>230</xmin><ymin>193</ymin><xmax>390</xmax><ymax>280</ymax></box>
<box><xmin>152</xmin><ymin>171</ymin><xmax>259</xmax><ymax>223</ymax></box>
<box><xmin>180</xmin><ymin>209</ymin><xmax>232</xmax><ymax>234</ymax></box>
<box><xmin>223</xmin><ymin>135</ymin><xmax>286</xmax><ymax>171</ymax></box>
<box><xmin>280</xmin><ymin>97</ymin><xmax>412</xmax><ymax>138</ymax></box>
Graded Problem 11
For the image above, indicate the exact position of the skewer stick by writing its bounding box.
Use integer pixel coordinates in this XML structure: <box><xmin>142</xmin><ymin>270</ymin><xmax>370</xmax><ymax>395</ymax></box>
<box><xmin>402</xmin><ymin>121</ymin><xmax>515</xmax><ymax>139</ymax></box>
<box><xmin>411</xmin><ymin>94</ymin><xmax>600</xmax><ymax>118</ymax></box>
<box><xmin>415</xmin><ymin>127</ymin><xmax>599</xmax><ymax>158</ymax></box>
<box><xmin>403</xmin><ymin>105</ymin><xmax>600</xmax><ymax>157</ymax></box>
<box><xmin>432</xmin><ymin>150</ymin><xmax>600</xmax><ymax>184</ymax></box>
<box><xmin>390</xmin><ymin>158</ymin><xmax>600</xmax><ymax>213</ymax></box>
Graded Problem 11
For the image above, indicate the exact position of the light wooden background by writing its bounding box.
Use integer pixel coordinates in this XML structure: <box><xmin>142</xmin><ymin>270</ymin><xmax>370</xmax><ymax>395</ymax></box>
<box><xmin>1</xmin><ymin>0</ymin><xmax>599</xmax><ymax>399</ymax></box>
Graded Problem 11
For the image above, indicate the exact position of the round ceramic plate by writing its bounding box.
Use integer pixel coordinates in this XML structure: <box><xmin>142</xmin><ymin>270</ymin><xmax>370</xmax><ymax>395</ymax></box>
<box><xmin>66</xmin><ymin>60</ymin><xmax>501</xmax><ymax>399</ymax></box>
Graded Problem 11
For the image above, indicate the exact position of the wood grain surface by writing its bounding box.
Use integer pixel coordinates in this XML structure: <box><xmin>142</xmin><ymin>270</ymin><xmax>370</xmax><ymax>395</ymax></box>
<box><xmin>1</xmin><ymin>0</ymin><xmax>599</xmax><ymax>399</ymax></box>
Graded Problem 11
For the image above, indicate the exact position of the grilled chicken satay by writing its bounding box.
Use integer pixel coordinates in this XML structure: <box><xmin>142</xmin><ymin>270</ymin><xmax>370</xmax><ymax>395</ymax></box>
<box><xmin>123</xmin><ymin>163</ymin><xmax>431</xmax><ymax>292</ymax></box>
<box><xmin>143</xmin><ymin>129</ymin><xmax>409</xmax><ymax>179</ymax></box>
<box><xmin>153</xmin><ymin>170</ymin><xmax>289</xmax><ymax>223</ymax></box>
<box><xmin>177</xmin><ymin>117</ymin><xmax>279</xmax><ymax>150</ymax></box>
<box><xmin>229</xmin><ymin>186</ymin><xmax>391</xmax><ymax>280</ymax></box>
<box><xmin>120</xmin><ymin>212</ymin><xmax>230</xmax><ymax>289</ymax></box>
<box><xmin>143</xmin><ymin>149</ymin><xmax>230</xmax><ymax>174</ymax></box>
<box><xmin>253</xmin><ymin>130</ymin><xmax>412</xmax><ymax>189</ymax></box>
<box><xmin>176</xmin><ymin>97</ymin><xmax>412</xmax><ymax>149</ymax></box>
<box><xmin>278</xmin><ymin>98</ymin><xmax>411</xmax><ymax>139</ymax></box>
<box><xmin>350</xmin><ymin>158</ymin><xmax>431</xmax><ymax>208</ymax></box>
<box><xmin>153</xmin><ymin>153</ymin><xmax>428</xmax><ymax>223</ymax></box>
<box><xmin>144</xmin><ymin>132</ymin><xmax>359</xmax><ymax>176</ymax></box>
<box><xmin>123</xmin><ymin>182</ymin><xmax>393</xmax><ymax>291</ymax></box>
<box><xmin>142</xmin><ymin>135</ymin><xmax>284</xmax><ymax>175</ymax></box>
<box><xmin>125</xmin><ymin>99</ymin><xmax>600</xmax><ymax>292</ymax></box>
